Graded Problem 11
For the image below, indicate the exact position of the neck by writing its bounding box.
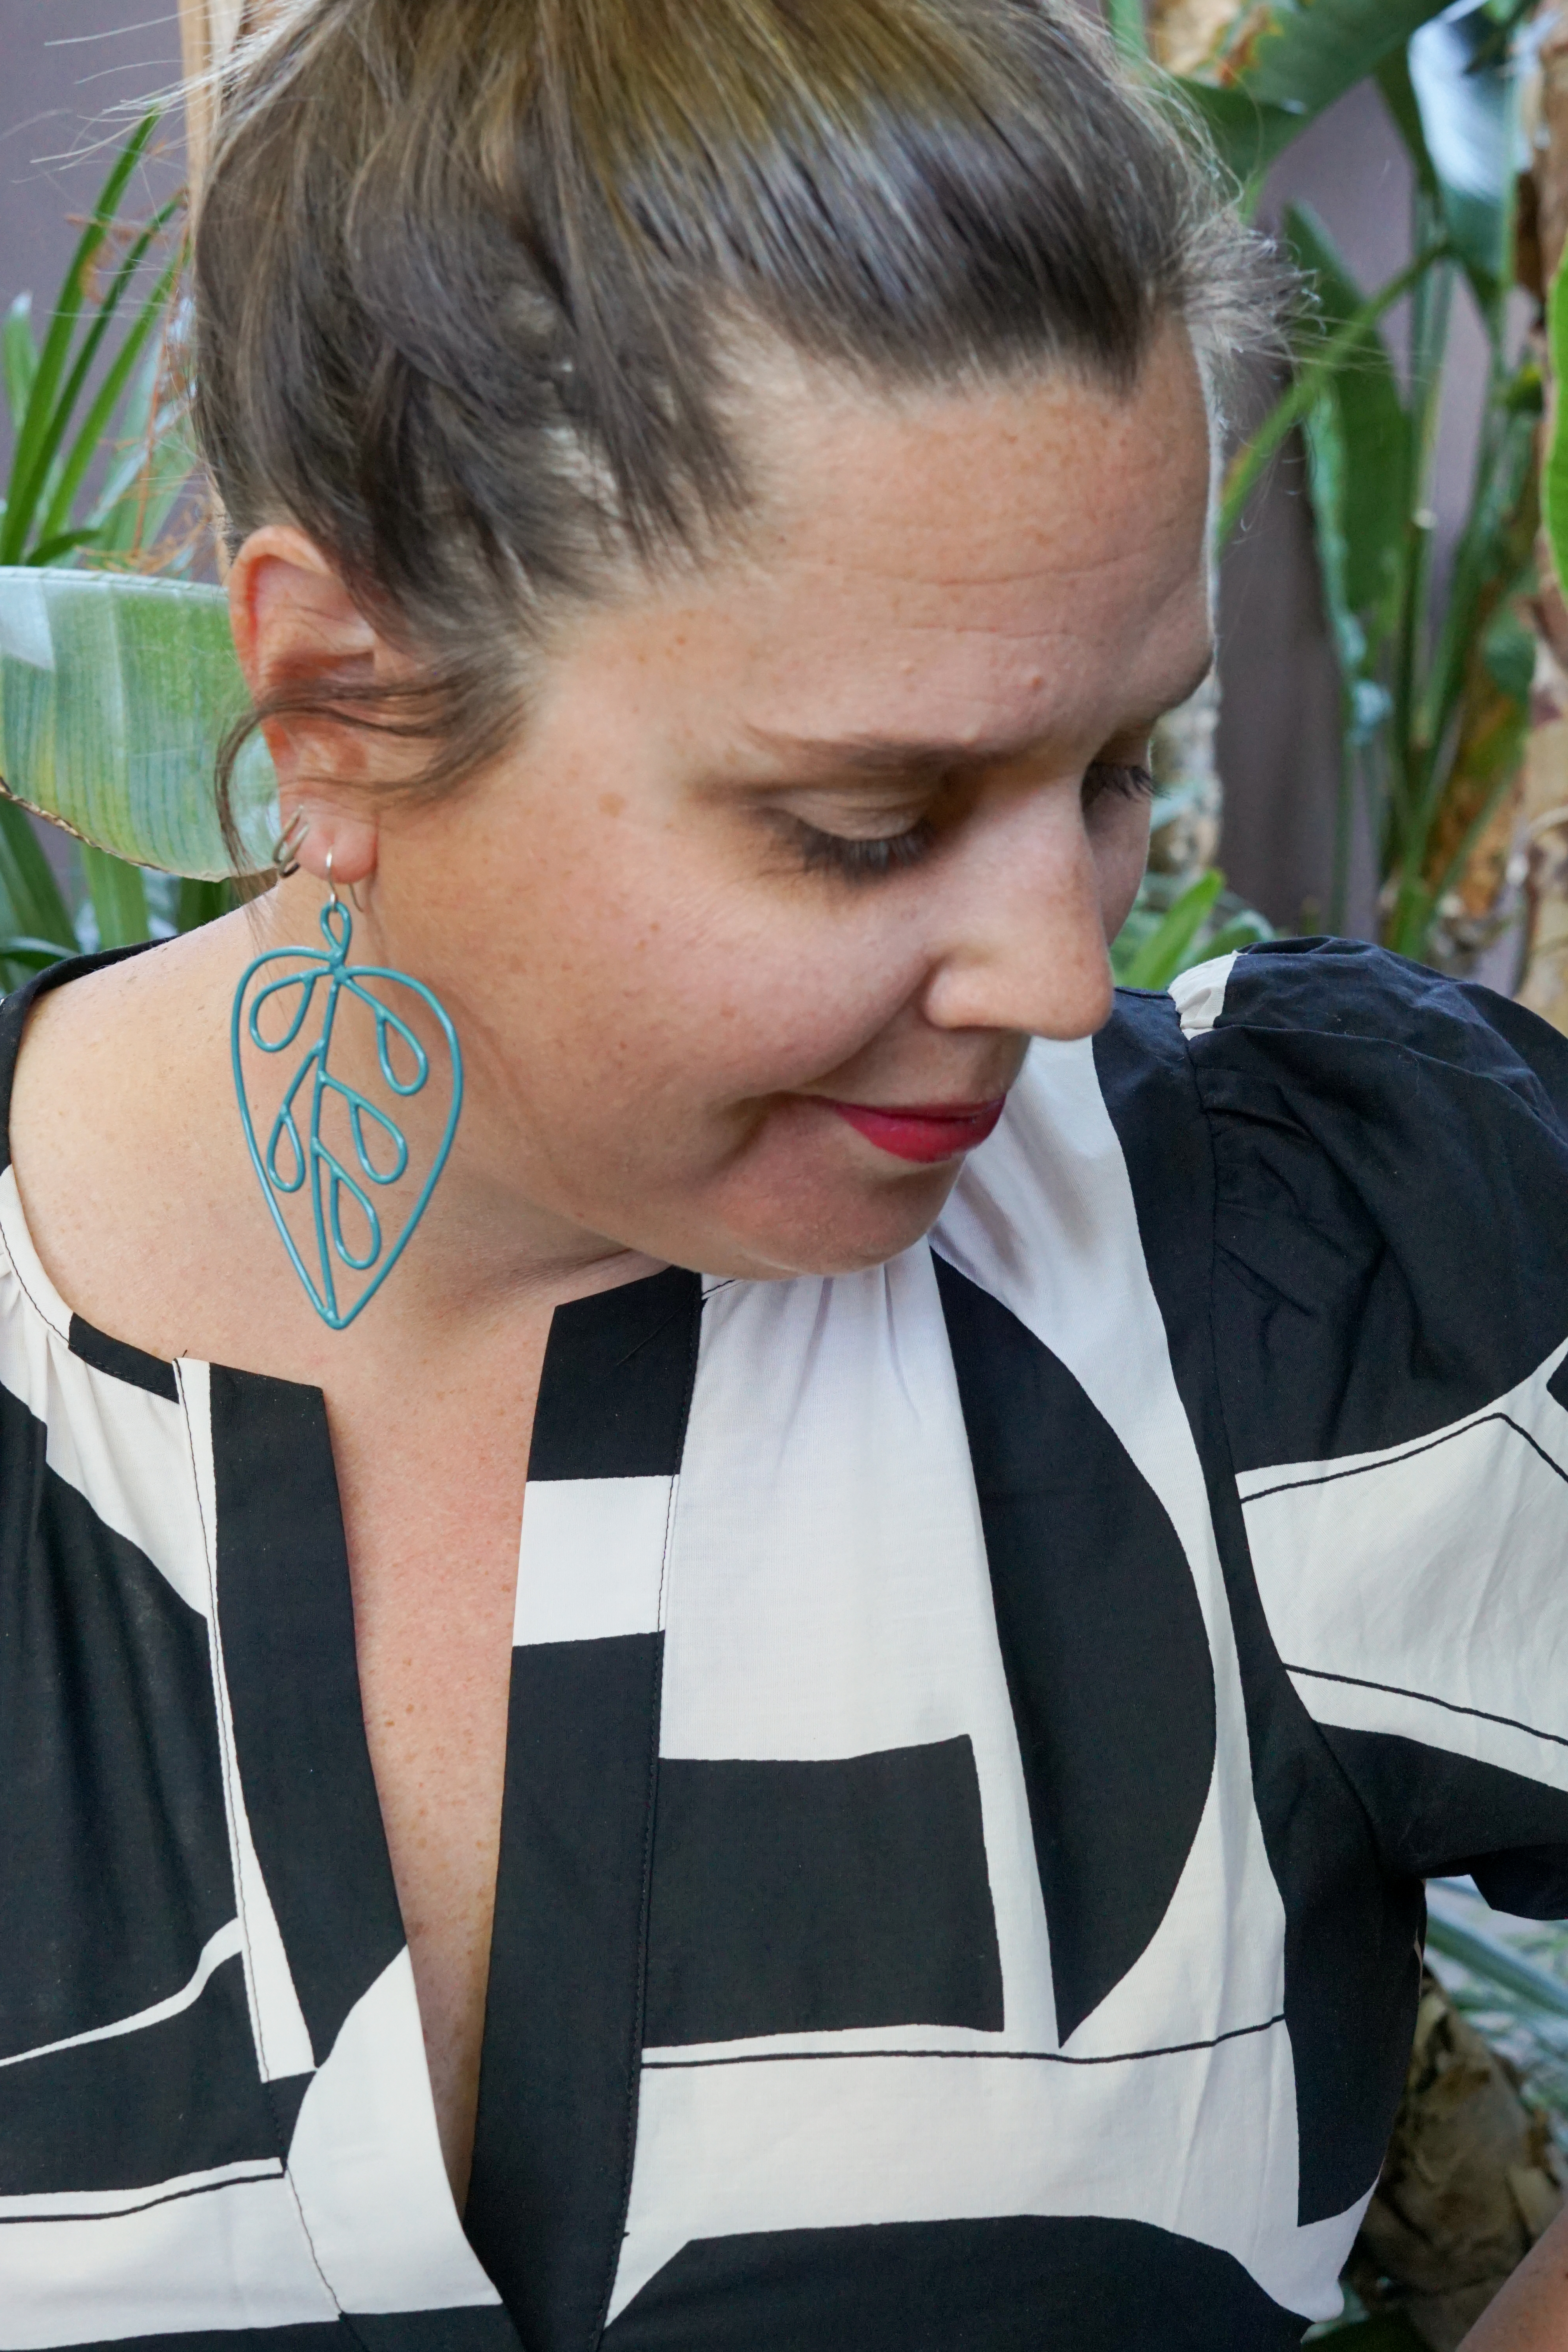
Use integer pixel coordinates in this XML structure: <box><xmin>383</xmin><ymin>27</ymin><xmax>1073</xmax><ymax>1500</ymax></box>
<box><xmin>164</xmin><ymin>891</ymin><xmax>664</xmax><ymax>1356</ymax></box>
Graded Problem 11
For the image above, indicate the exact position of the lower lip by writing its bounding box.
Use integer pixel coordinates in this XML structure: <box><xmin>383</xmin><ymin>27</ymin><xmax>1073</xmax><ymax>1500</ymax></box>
<box><xmin>822</xmin><ymin>1097</ymin><xmax>1008</xmax><ymax>1164</ymax></box>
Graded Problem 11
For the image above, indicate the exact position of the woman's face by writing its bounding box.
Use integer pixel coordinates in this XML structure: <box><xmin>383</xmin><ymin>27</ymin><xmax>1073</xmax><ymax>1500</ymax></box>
<box><xmin>250</xmin><ymin>323</ymin><xmax>1214</xmax><ymax>1282</ymax></box>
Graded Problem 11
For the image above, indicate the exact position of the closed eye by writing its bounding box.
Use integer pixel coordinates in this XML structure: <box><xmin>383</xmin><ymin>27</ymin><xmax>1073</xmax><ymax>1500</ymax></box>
<box><xmin>781</xmin><ymin>813</ymin><xmax>939</xmax><ymax>882</ymax></box>
<box><xmin>1082</xmin><ymin>759</ymin><xmax>1154</xmax><ymax>808</ymax></box>
<box><xmin>773</xmin><ymin>757</ymin><xmax>1153</xmax><ymax>883</ymax></box>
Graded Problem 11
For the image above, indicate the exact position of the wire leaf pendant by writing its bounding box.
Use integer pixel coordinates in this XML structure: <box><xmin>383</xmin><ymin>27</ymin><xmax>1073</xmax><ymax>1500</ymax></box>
<box><xmin>232</xmin><ymin>900</ymin><xmax>463</xmax><ymax>1330</ymax></box>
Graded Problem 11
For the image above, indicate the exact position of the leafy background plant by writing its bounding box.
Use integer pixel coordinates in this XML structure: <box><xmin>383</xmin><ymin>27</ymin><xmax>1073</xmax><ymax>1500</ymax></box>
<box><xmin>0</xmin><ymin>107</ymin><xmax>222</xmax><ymax>986</ymax></box>
<box><xmin>1114</xmin><ymin>0</ymin><xmax>1568</xmax><ymax>1007</ymax></box>
<box><xmin>1116</xmin><ymin>2</ymin><xmax>1568</xmax><ymax>2338</ymax></box>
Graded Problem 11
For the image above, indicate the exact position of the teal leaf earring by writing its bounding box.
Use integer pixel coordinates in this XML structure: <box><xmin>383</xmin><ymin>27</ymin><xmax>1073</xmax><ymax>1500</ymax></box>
<box><xmin>231</xmin><ymin>829</ymin><xmax>463</xmax><ymax>1329</ymax></box>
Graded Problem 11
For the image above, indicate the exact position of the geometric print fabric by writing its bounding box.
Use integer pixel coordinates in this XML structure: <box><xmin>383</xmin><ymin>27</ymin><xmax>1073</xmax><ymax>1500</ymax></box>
<box><xmin>0</xmin><ymin>940</ymin><xmax>1567</xmax><ymax>2347</ymax></box>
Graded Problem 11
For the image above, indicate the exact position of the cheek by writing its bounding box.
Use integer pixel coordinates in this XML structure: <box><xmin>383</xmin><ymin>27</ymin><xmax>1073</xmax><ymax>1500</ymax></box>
<box><xmin>473</xmin><ymin>825</ymin><xmax>922</xmax><ymax>1110</ymax></box>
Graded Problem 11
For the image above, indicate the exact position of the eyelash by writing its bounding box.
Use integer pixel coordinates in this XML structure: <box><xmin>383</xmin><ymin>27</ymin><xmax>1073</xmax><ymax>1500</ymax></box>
<box><xmin>1084</xmin><ymin>759</ymin><xmax>1155</xmax><ymax>806</ymax></box>
<box><xmin>783</xmin><ymin>759</ymin><xmax>1155</xmax><ymax>883</ymax></box>
<box><xmin>788</xmin><ymin>817</ymin><xmax>940</xmax><ymax>883</ymax></box>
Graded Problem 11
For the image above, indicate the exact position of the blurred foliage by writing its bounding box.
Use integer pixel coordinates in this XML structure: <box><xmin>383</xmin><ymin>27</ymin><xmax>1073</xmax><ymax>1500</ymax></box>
<box><xmin>1111</xmin><ymin>857</ymin><xmax>1274</xmax><ymax>991</ymax></box>
<box><xmin>0</xmin><ymin>570</ymin><xmax>277</xmax><ymax>885</ymax></box>
<box><xmin>1117</xmin><ymin>0</ymin><xmax>1543</xmax><ymax>974</ymax></box>
<box><xmin>0</xmin><ymin>111</ymin><xmax>228</xmax><ymax>984</ymax></box>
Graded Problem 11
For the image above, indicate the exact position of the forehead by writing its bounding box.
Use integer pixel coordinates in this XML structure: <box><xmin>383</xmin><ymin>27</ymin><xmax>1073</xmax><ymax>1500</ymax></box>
<box><xmin>710</xmin><ymin>325</ymin><xmax>1214</xmax><ymax>750</ymax></box>
<box><xmin>536</xmin><ymin>326</ymin><xmax>1214</xmax><ymax>766</ymax></box>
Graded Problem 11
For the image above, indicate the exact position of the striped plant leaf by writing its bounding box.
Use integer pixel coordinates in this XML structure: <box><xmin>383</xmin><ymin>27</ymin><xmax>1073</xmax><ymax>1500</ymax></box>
<box><xmin>0</xmin><ymin>567</ymin><xmax>276</xmax><ymax>878</ymax></box>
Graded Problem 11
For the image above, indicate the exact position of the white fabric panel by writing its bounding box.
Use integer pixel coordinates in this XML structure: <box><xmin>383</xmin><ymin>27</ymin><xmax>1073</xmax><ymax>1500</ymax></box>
<box><xmin>611</xmin><ymin>2027</ymin><xmax>1362</xmax><ymax>2328</ymax></box>
<box><xmin>0</xmin><ymin>1920</ymin><xmax>242</xmax><ymax>2071</ymax></box>
<box><xmin>514</xmin><ymin>1474</ymin><xmax>673</xmax><ymax>1646</ymax></box>
<box><xmin>1243</xmin><ymin>1344</ymin><xmax>1568</xmax><ymax>1775</ymax></box>
<box><xmin>0</xmin><ymin>1163</ymin><xmax>72</xmax><ymax>1338</ymax></box>
<box><xmin>286</xmin><ymin>1948</ymin><xmax>503</xmax><ymax>2315</ymax></box>
<box><xmin>1287</xmin><ymin>1671</ymin><xmax>1568</xmax><ymax>1790</ymax></box>
<box><xmin>1168</xmin><ymin>951</ymin><xmax>1238</xmax><ymax>1039</ymax></box>
<box><xmin>931</xmin><ymin>1040</ymin><xmax>1285</xmax><ymax>2050</ymax></box>
<box><xmin>0</xmin><ymin>1167</ymin><xmax>211</xmax><ymax>1617</ymax></box>
<box><xmin>0</xmin><ymin>2168</ymin><xmax>336</xmax><ymax>2348</ymax></box>
<box><xmin>178</xmin><ymin>1359</ymin><xmax>316</xmax><ymax>2083</ymax></box>
<box><xmin>661</xmin><ymin>1243</ymin><xmax>1056</xmax><ymax>2051</ymax></box>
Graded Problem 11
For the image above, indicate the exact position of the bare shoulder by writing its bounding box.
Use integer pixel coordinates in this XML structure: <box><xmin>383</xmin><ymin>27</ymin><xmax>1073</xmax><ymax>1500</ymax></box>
<box><xmin>8</xmin><ymin>911</ymin><xmax>270</xmax><ymax>1359</ymax></box>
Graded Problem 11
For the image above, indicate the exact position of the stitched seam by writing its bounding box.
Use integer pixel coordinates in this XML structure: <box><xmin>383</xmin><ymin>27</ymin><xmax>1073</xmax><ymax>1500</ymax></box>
<box><xmin>657</xmin><ymin>1476</ymin><xmax>677</xmax><ymax>1636</ymax></box>
<box><xmin>610</xmin><ymin>1299</ymin><xmax>690</xmax><ymax>1374</ymax></box>
<box><xmin>590</xmin><ymin>1276</ymin><xmax>703</xmax><ymax>2350</ymax></box>
<box><xmin>0</xmin><ymin>1194</ymin><xmax>67</xmax><ymax>1340</ymax></box>
<box><xmin>178</xmin><ymin>1366</ymin><xmax>267</xmax><ymax>2069</ymax></box>
<box><xmin>176</xmin><ymin>1363</ymin><xmax>348</xmax><ymax>2328</ymax></box>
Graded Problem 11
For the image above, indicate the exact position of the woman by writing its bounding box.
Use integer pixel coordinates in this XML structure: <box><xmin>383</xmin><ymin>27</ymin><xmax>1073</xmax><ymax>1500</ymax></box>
<box><xmin>1</xmin><ymin>1</ymin><xmax>1566</xmax><ymax>2345</ymax></box>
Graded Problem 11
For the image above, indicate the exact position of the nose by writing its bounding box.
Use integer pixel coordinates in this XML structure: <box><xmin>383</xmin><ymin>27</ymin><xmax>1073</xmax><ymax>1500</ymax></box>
<box><xmin>916</xmin><ymin>789</ymin><xmax>1117</xmax><ymax>1042</ymax></box>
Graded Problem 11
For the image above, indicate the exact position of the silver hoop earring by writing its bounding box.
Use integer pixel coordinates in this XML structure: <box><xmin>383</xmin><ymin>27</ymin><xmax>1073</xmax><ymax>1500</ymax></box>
<box><xmin>323</xmin><ymin>846</ymin><xmax>363</xmax><ymax>915</ymax></box>
<box><xmin>271</xmin><ymin>809</ymin><xmax>310</xmax><ymax>878</ymax></box>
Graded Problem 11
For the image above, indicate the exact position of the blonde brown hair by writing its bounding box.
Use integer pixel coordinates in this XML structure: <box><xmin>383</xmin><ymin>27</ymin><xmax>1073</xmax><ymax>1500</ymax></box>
<box><xmin>194</xmin><ymin>0</ymin><xmax>1271</xmax><ymax>842</ymax></box>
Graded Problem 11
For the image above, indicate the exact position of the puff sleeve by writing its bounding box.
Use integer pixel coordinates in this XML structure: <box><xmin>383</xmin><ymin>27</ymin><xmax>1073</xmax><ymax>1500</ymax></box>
<box><xmin>1178</xmin><ymin>938</ymin><xmax>1568</xmax><ymax>1916</ymax></box>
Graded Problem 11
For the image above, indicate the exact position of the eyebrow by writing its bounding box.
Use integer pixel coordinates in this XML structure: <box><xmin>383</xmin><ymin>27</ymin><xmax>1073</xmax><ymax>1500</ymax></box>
<box><xmin>739</xmin><ymin>650</ymin><xmax>1216</xmax><ymax>781</ymax></box>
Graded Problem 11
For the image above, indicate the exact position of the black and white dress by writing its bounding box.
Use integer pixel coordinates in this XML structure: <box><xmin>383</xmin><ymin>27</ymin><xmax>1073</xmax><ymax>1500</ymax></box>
<box><xmin>2</xmin><ymin>936</ymin><xmax>1567</xmax><ymax>2352</ymax></box>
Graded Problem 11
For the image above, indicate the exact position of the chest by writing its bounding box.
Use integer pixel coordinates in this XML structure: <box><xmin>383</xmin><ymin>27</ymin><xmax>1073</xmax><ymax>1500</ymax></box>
<box><xmin>326</xmin><ymin>1339</ymin><xmax>546</xmax><ymax>2197</ymax></box>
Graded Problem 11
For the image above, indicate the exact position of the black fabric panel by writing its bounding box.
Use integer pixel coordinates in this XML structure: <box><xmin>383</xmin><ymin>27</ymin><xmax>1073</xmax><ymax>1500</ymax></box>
<box><xmin>60</xmin><ymin>2333</ymin><xmax>355</xmax><ymax>2352</ymax></box>
<box><xmin>603</xmin><ymin>2213</ymin><xmax>1308</xmax><ymax>2351</ymax></box>
<box><xmin>0</xmin><ymin>945</ymin><xmax>152</xmax><ymax>1177</ymax></box>
<box><xmin>1318</xmin><ymin>1726</ymin><xmax>1568</xmax><ymax>1911</ymax></box>
<box><xmin>933</xmin><ymin>1255</ymin><xmax>1214</xmax><ymax>2043</ymax></box>
<box><xmin>1197</xmin><ymin>940</ymin><xmax>1568</xmax><ymax>1469</ymax></box>
<box><xmin>1550</xmin><ymin>1354</ymin><xmax>1568</xmax><ymax>1414</ymax></box>
<box><xmin>1096</xmin><ymin>992</ymin><xmax>1426</xmax><ymax>2225</ymax></box>
<box><xmin>0</xmin><ymin>1952</ymin><xmax>274</xmax><ymax>2193</ymax></box>
<box><xmin>345</xmin><ymin>2313</ymin><xmax>524</xmax><ymax>2350</ymax></box>
<box><xmin>466</xmin><ymin>1633</ymin><xmax>664</xmax><ymax>2352</ymax></box>
<box><xmin>211</xmin><ymin>1366</ymin><xmax>404</xmax><ymax>2070</ymax></box>
<box><xmin>68</xmin><ymin>1312</ymin><xmax>180</xmax><ymax>1400</ymax></box>
<box><xmin>1472</xmin><ymin>1846</ymin><xmax>1568</xmax><ymax>1918</ymax></box>
<box><xmin>528</xmin><ymin>1267</ymin><xmax>700</xmax><ymax>1481</ymax></box>
<box><xmin>645</xmin><ymin>1739</ymin><xmax>1002</xmax><ymax>2046</ymax></box>
<box><xmin>0</xmin><ymin>1381</ymin><xmax>233</xmax><ymax>2060</ymax></box>
<box><xmin>64</xmin><ymin>2329</ymin><xmax>521</xmax><ymax>2352</ymax></box>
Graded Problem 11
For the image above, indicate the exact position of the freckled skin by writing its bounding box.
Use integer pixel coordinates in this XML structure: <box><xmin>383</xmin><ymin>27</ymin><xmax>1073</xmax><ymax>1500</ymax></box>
<box><xmin>8</xmin><ymin>325</ymin><xmax>1214</xmax><ymax>2201</ymax></box>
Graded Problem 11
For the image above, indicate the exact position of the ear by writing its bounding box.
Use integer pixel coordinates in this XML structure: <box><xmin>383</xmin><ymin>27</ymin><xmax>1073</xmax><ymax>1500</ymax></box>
<box><xmin>227</xmin><ymin>524</ymin><xmax>382</xmax><ymax>887</ymax></box>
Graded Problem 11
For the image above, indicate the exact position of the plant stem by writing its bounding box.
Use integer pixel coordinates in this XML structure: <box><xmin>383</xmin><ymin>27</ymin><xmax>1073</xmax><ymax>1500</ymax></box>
<box><xmin>1216</xmin><ymin>245</ymin><xmax>1449</xmax><ymax>550</ymax></box>
<box><xmin>1383</xmin><ymin>190</ymin><xmax>1455</xmax><ymax>951</ymax></box>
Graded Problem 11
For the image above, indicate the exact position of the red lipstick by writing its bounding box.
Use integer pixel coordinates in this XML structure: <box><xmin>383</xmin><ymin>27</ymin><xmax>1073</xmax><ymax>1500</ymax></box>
<box><xmin>822</xmin><ymin>1095</ymin><xmax>1007</xmax><ymax>1164</ymax></box>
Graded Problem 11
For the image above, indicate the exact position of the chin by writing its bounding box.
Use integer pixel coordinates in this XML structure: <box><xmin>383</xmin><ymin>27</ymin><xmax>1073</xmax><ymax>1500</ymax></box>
<box><xmin>692</xmin><ymin>1164</ymin><xmax>964</xmax><ymax>1282</ymax></box>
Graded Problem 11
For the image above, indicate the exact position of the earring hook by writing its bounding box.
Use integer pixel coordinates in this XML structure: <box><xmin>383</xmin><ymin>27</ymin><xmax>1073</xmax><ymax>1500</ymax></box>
<box><xmin>323</xmin><ymin>846</ymin><xmax>363</xmax><ymax>914</ymax></box>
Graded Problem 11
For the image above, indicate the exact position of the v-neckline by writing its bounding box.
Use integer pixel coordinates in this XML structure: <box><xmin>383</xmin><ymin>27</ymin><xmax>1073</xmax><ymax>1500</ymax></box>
<box><xmin>0</xmin><ymin>948</ymin><xmax>705</xmax><ymax>2337</ymax></box>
